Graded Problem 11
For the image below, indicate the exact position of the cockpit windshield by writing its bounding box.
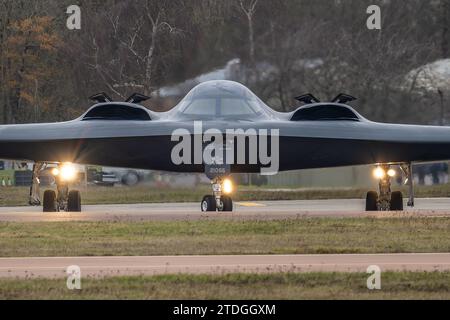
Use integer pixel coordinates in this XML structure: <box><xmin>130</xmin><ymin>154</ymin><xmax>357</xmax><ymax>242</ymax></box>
<box><xmin>173</xmin><ymin>80</ymin><xmax>273</xmax><ymax>120</ymax></box>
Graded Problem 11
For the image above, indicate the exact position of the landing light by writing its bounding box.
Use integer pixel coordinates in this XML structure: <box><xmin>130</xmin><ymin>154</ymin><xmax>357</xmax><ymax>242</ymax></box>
<box><xmin>373</xmin><ymin>167</ymin><xmax>385</xmax><ymax>179</ymax></box>
<box><xmin>52</xmin><ymin>163</ymin><xmax>77</xmax><ymax>181</ymax></box>
<box><xmin>223</xmin><ymin>179</ymin><xmax>233</xmax><ymax>194</ymax></box>
<box><xmin>387</xmin><ymin>169</ymin><xmax>396</xmax><ymax>177</ymax></box>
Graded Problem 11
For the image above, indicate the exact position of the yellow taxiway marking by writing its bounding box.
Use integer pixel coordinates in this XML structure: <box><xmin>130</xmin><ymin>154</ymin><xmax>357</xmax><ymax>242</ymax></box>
<box><xmin>236</xmin><ymin>202</ymin><xmax>266</xmax><ymax>207</ymax></box>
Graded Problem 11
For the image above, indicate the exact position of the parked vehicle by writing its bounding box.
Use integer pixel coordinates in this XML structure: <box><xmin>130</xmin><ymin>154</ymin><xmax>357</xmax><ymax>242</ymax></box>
<box><xmin>95</xmin><ymin>167</ymin><xmax>148</xmax><ymax>186</ymax></box>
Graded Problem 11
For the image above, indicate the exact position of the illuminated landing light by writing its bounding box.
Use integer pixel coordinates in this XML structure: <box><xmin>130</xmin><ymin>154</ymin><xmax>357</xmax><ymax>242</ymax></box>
<box><xmin>61</xmin><ymin>163</ymin><xmax>76</xmax><ymax>181</ymax></box>
<box><xmin>373</xmin><ymin>167</ymin><xmax>385</xmax><ymax>179</ymax></box>
<box><xmin>53</xmin><ymin>163</ymin><xmax>77</xmax><ymax>181</ymax></box>
<box><xmin>387</xmin><ymin>169</ymin><xmax>396</xmax><ymax>177</ymax></box>
<box><xmin>223</xmin><ymin>179</ymin><xmax>233</xmax><ymax>194</ymax></box>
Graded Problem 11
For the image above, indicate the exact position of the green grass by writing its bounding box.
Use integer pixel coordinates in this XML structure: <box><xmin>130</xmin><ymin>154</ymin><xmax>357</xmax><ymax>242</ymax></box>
<box><xmin>0</xmin><ymin>217</ymin><xmax>449</xmax><ymax>257</ymax></box>
<box><xmin>1</xmin><ymin>272</ymin><xmax>449</xmax><ymax>299</ymax></box>
<box><xmin>3</xmin><ymin>183</ymin><xmax>450</xmax><ymax>207</ymax></box>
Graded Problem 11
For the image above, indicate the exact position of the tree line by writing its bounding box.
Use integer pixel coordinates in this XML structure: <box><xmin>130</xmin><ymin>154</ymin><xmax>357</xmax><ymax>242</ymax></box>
<box><xmin>0</xmin><ymin>0</ymin><xmax>449</xmax><ymax>125</ymax></box>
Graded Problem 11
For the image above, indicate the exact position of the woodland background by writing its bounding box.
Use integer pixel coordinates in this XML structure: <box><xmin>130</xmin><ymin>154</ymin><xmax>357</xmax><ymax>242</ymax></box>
<box><xmin>1</xmin><ymin>0</ymin><xmax>450</xmax><ymax>125</ymax></box>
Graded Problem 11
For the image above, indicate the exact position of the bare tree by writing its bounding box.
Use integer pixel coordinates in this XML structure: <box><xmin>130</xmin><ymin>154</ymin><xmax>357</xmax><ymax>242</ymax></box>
<box><xmin>84</xmin><ymin>0</ymin><xmax>183</xmax><ymax>98</ymax></box>
<box><xmin>441</xmin><ymin>0</ymin><xmax>450</xmax><ymax>58</ymax></box>
<box><xmin>238</xmin><ymin>0</ymin><xmax>259</xmax><ymax>65</ymax></box>
<box><xmin>0</xmin><ymin>0</ymin><xmax>446</xmax><ymax>125</ymax></box>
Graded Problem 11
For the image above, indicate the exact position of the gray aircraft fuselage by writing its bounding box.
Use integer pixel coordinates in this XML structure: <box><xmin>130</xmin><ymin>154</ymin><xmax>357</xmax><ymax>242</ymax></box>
<box><xmin>0</xmin><ymin>80</ymin><xmax>449</xmax><ymax>173</ymax></box>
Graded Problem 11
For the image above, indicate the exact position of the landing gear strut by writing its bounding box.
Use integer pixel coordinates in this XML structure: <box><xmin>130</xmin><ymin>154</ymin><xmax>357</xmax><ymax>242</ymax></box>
<box><xmin>201</xmin><ymin>177</ymin><xmax>233</xmax><ymax>212</ymax></box>
<box><xmin>29</xmin><ymin>163</ymin><xmax>45</xmax><ymax>206</ymax></box>
<box><xmin>42</xmin><ymin>163</ymin><xmax>81</xmax><ymax>212</ymax></box>
<box><xmin>366</xmin><ymin>164</ymin><xmax>406</xmax><ymax>211</ymax></box>
<box><xmin>400</xmin><ymin>163</ymin><xmax>415</xmax><ymax>207</ymax></box>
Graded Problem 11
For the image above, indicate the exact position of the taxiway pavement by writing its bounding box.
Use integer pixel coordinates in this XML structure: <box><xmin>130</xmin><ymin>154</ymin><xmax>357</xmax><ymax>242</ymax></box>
<box><xmin>0</xmin><ymin>253</ymin><xmax>449</xmax><ymax>278</ymax></box>
<box><xmin>0</xmin><ymin>198</ymin><xmax>449</xmax><ymax>222</ymax></box>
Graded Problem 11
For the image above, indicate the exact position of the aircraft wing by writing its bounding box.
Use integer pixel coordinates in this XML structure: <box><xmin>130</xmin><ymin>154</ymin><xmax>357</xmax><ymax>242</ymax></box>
<box><xmin>2</xmin><ymin>81</ymin><xmax>450</xmax><ymax>173</ymax></box>
<box><xmin>2</xmin><ymin>111</ymin><xmax>450</xmax><ymax>173</ymax></box>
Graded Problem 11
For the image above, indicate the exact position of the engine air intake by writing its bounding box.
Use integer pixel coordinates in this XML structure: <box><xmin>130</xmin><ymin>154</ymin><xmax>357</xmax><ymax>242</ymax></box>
<box><xmin>82</xmin><ymin>104</ymin><xmax>152</xmax><ymax>121</ymax></box>
<box><xmin>290</xmin><ymin>104</ymin><xmax>360</xmax><ymax>121</ymax></box>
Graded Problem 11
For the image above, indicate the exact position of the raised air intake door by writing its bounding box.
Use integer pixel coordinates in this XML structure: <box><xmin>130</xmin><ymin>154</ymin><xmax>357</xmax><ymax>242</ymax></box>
<box><xmin>84</xmin><ymin>92</ymin><xmax>152</xmax><ymax>121</ymax></box>
<box><xmin>290</xmin><ymin>104</ymin><xmax>361</xmax><ymax>122</ymax></box>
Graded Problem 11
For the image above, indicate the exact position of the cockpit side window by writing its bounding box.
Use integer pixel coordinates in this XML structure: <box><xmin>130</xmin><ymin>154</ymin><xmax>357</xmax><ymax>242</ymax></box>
<box><xmin>182</xmin><ymin>98</ymin><xmax>217</xmax><ymax>116</ymax></box>
<box><xmin>220</xmin><ymin>98</ymin><xmax>258</xmax><ymax>116</ymax></box>
<box><xmin>181</xmin><ymin>97</ymin><xmax>260</xmax><ymax>118</ymax></box>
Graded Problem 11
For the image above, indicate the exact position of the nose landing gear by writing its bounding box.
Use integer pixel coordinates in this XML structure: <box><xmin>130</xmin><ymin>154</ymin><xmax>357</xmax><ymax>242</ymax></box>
<box><xmin>366</xmin><ymin>163</ymin><xmax>414</xmax><ymax>211</ymax></box>
<box><xmin>39</xmin><ymin>163</ymin><xmax>82</xmax><ymax>213</ymax></box>
<box><xmin>201</xmin><ymin>177</ymin><xmax>233</xmax><ymax>212</ymax></box>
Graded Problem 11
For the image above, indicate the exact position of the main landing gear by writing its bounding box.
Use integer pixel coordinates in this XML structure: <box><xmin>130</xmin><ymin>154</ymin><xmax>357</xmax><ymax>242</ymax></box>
<box><xmin>365</xmin><ymin>163</ymin><xmax>414</xmax><ymax>211</ymax></box>
<box><xmin>201</xmin><ymin>177</ymin><xmax>233</xmax><ymax>212</ymax></box>
<box><xmin>33</xmin><ymin>163</ymin><xmax>82</xmax><ymax>213</ymax></box>
<box><xmin>43</xmin><ymin>186</ymin><xmax>81</xmax><ymax>212</ymax></box>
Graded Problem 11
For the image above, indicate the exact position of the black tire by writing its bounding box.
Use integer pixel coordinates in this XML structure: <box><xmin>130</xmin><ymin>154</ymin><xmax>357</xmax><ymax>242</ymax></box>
<box><xmin>201</xmin><ymin>195</ymin><xmax>216</xmax><ymax>212</ymax></box>
<box><xmin>390</xmin><ymin>191</ymin><xmax>404</xmax><ymax>211</ymax></box>
<box><xmin>43</xmin><ymin>190</ymin><xmax>56</xmax><ymax>212</ymax></box>
<box><xmin>68</xmin><ymin>190</ymin><xmax>82</xmax><ymax>212</ymax></box>
<box><xmin>220</xmin><ymin>196</ymin><xmax>233</xmax><ymax>212</ymax></box>
<box><xmin>365</xmin><ymin>191</ymin><xmax>378</xmax><ymax>211</ymax></box>
<box><xmin>122</xmin><ymin>171</ymin><xmax>140</xmax><ymax>186</ymax></box>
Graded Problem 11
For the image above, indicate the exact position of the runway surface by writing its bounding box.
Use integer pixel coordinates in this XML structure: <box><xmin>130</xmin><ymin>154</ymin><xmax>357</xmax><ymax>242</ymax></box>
<box><xmin>0</xmin><ymin>198</ymin><xmax>450</xmax><ymax>222</ymax></box>
<box><xmin>0</xmin><ymin>253</ymin><xmax>449</xmax><ymax>278</ymax></box>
